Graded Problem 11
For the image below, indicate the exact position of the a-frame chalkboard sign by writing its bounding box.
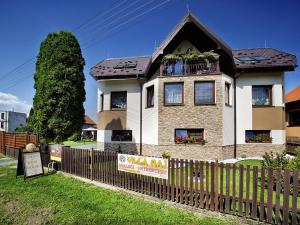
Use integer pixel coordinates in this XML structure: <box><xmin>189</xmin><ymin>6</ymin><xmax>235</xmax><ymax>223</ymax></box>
<box><xmin>16</xmin><ymin>149</ymin><xmax>44</xmax><ymax>180</ymax></box>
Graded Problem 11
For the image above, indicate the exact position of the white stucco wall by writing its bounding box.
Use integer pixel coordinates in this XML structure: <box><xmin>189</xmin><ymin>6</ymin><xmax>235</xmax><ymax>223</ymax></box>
<box><xmin>97</xmin><ymin>79</ymin><xmax>141</xmax><ymax>143</ymax></box>
<box><xmin>236</xmin><ymin>72</ymin><xmax>285</xmax><ymax>144</ymax></box>
<box><xmin>142</xmin><ymin>77</ymin><xmax>159</xmax><ymax>145</ymax></box>
<box><xmin>222</xmin><ymin>74</ymin><xmax>234</xmax><ymax>146</ymax></box>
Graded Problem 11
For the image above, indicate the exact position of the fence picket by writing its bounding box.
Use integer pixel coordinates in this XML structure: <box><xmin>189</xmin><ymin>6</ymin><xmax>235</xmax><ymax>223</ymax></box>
<box><xmin>180</xmin><ymin>159</ymin><xmax>184</xmax><ymax>204</ymax></box>
<box><xmin>205</xmin><ymin>162</ymin><xmax>209</xmax><ymax>210</ymax></box>
<box><xmin>195</xmin><ymin>161</ymin><xmax>199</xmax><ymax>208</ymax></box>
<box><xmin>190</xmin><ymin>160</ymin><xmax>194</xmax><ymax>207</ymax></box>
<box><xmin>232</xmin><ymin>164</ymin><xmax>236</xmax><ymax>215</ymax></box>
<box><xmin>292</xmin><ymin>171</ymin><xmax>299</xmax><ymax>225</ymax></box>
<box><xmin>251</xmin><ymin>166</ymin><xmax>258</xmax><ymax>219</ymax></box>
<box><xmin>245</xmin><ymin>165</ymin><xmax>250</xmax><ymax>217</ymax></box>
<box><xmin>238</xmin><ymin>165</ymin><xmax>244</xmax><ymax>216</ymax></box>
<box><xmin>219</xmin><ymin>163</ymin><xmax>224</xmax><ymax>213</ymax></box>
<box><xmin>225</xmin><ymin>164</ymin><xmax>230</xmax><ymax>214</ymax></box>
<box><xmin>259</xmin><ymin>167</ymin><xmax>265</xmax><ymax>221</ymax></box>
<box><xmin>283</xmin><ymin>169</ymin><xmax>290</xmax><ymax>225</ymax></box>
<box><xmin>210</xmin><ymin>162</ymin><xmax>215</xmax><ymax>211</ymax></box>
<box><xmin>185</xmin><ymin>160</ymin><xmax>189</xmax><ymax>205</ymax></box>
<box><xmin>199</xmin><ymin>161</ymin><xmax>204</xmax><ymax>209</ymax></box>
<box><xmin>266</xmin><ymin>168</ymin><xmax>273</xmax><ymax>223</ymax></box>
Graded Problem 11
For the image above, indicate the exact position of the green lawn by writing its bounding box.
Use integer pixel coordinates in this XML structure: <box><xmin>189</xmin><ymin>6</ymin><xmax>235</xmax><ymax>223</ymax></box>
<box><xmin>0</xmin><ymin>153</ymin><xmax>5</xmax><ymax>159</ymax></box>
<box><xmin>0</xmin><ymin>166</ymin><xmax>236</xmax><ymax>225</ymax></box>
<box><xmin>235</xmin><ymin>159</ymin><xmax>262</xmax><ymax>168</ymax></box>
<box><xmin>63</xmin><ymin>140</ymin><xmax>96</xmax><ymax>147</ymax></box>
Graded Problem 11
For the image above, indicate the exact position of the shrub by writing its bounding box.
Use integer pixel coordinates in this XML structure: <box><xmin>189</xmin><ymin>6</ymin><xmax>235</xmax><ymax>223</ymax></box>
<box><xmin>288</xmin><ymin>147</ymin><xmax>300</xmax><ymax>171</ymax></box>
<box><xmin>262</xmin><ymin>151</ymin><xmax>289</xmax><ymax>169</ymax></box>
<box><xmin>68</xmin><ymin>132</ymin><xmax>81</xmax><ymax>142</ymax></box>
<box><xmin>162</xmin><ymin>151</ymin><xmax>172</xmax><ymax>159</ymax></box>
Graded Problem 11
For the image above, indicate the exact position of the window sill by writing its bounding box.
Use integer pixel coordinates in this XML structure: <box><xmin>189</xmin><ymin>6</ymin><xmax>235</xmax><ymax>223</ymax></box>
<box><xmin>245</xmin><ymin>142</ymin><xmax>273</xmax><ymax>144</ymax></box>
<box><xmin>164</xmin><ymin>104</ymin><xmax>184</xmax><ymax>107</ymax></box>
<box><xmin>225</xmin><ymin>103</ymin><xmax>232</xmax><ymax>107</ymax></box>
<box><xmin>146</xmin><ymin>105</ymin><xmax>154</xmax><ymax>109</ymax></box>
<box><xmin>110</xmin><ymin>109</ymin><xmax>127</xmax><ymax>111</ymax></box>
<box><xmin>252</xmin><ymin>105</ymin><xmax>273</xmax><ymax>108</ymax></box>
<box><xmin>194</xmin><ymin>103</ymin><xmax>216</xmax><ymax>106</ymax></box>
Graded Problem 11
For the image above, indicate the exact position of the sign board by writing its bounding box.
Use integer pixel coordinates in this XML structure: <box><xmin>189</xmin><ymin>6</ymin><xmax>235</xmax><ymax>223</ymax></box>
<box><xmin>17</xmin><ymin>150</ymin><xmax>44</xmax><ymax>180</ymax></box>
<box><xmin>49</xmin><ymin>145</ymin><xmax>63</xmax><ymax>162</ymax></box>
<box><xmin>118</xmin><ymin>154</ymin><xmax>168</xmax><ymax>179</ymax></box>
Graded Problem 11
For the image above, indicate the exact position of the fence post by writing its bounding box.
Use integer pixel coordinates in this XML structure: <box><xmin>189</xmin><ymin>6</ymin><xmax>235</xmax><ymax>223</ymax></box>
<box><xmin>214</xmin><ymin>160</ymin><xmax>219</xmax><ymax>212</ymax></box>
<box><xmin>90</xmin><ymin>148</ymin><xmax>94</xmax><ymax>180</ymax></box>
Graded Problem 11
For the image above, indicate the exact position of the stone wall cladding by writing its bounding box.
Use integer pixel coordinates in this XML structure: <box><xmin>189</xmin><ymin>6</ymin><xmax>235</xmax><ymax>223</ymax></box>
<box><xmin>157</xmin><ymin>74</ymin><xmax>224</xmax><ymax>160</ymax></box>
<box><xmin>236</xmin><ymin>144</ymin><xmax>285</xmax><ymax>158</ymax></box>
<box><xmin>96</xmin><ymin>142</ymin><xmax>139</xmax><ymax>155</ymax></box>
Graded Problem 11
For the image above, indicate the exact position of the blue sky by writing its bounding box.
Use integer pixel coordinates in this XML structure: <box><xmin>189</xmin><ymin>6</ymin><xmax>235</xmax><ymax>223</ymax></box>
<box><xmin>0</xmin><ymin>0</ymin><xmax>299</xmax><ymax>120</ymax></box>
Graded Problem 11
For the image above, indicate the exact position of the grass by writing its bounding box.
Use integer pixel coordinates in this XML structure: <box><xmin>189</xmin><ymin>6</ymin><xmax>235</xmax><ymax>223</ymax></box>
<box><xmin>235</xmin><ymin>159</ymin><xmax>262</xmax><ymax>168</ymax></box>
<box><xmin>0</xmin><ymin>166</ymin><xmax>236</xmax><ymax>225</ymax></box>
<box><xmin>0</xmin><ymin>153</ymin><xmax>5</xmax><ymax>159</ymax></box>
<box><xmin>62</xmin><ymin>140</ymin><xmax>96</xmax><ymax>147</ymax></box>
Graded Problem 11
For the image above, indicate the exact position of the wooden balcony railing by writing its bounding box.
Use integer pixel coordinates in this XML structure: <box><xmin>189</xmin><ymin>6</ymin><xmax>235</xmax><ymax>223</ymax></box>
<box><xmin>160</xmin><ymin>61</ymin><xmax>220</xmax><ymax>76</ymax></box>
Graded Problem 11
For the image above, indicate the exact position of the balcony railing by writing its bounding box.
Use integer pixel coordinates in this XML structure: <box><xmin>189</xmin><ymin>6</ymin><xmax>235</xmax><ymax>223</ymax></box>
<box><xmin>160</xmin><ymin>60</ymin><xmax>220</xmax><ymax>76</ymax></box>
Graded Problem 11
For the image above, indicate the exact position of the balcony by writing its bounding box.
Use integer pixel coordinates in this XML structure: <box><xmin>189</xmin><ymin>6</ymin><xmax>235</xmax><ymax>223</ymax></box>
<box><xmin>160</xmin><ymin>60</ymin><xmax>220</xmax><ymax>76</ymax></box>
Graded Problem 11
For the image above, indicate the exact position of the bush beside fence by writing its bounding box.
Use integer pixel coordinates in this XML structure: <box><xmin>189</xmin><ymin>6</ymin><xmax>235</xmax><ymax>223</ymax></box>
<box><xmin>61</xmin><ymin>148</ymin><xmax>299</xmax><ymax>225</ymax></box>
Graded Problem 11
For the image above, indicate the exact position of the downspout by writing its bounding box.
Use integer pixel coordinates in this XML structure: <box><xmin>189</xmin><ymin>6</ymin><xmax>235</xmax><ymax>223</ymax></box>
<box><xmin>233</xmin><ymin>76</ymin><xmax>237</xmax><ymax>158</ymax></box>
<box><xmin>234</xmin><ymin>72</ymin><xmax>241</xmax><ymax>159</ymax></box>
<box><xmin>137</xmin><ymin>74</ymin><xmax>143</xmax><ymax>155</ymax></box>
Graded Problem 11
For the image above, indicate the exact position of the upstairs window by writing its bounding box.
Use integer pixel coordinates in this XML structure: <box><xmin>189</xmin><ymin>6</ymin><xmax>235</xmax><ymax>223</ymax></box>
<box><xmin>111</xmin><ymin>130</ymin><xmax>132</xmax><ymax>142</ymax></box>
<box><xmin>100</xmin><ymin>94</ymin><xmax>104</xmax><ymax>111</ymax></box>
<box><xmin>245</xmin><ymin>130</ymin><xmax>271</xmax><ymax>143</ymax></box>
<box><xmin>175</xmin><ymin>129</ymin><xmax>204</xmax><ymax>144</ymax></box>
<box><xmin>111</xmin><ymin>91</ymin><xmax>127</xmax><ymax>110</ymax></box>
<box><xmin>146</xmin><ymin>86</ymin><xmax>154</xmax><ymax>108</ymax></box>
<box><xmin>195</xmin><ymin>81</ymin><xmax>215</xmax><ymax>105</ymax></box>
<box><xmin>225</xmin><ymin>82</ymin><xmax>231</xmax><ymax>105</ymax></box>
<box><xmin>164</xmin><ymin>83</ymin><xmax>184</xmax><ymax>105</ymax></box>
<box><xmin>0</xmin><ymin>113</ymin><xmax>4</xmax><ymax>120</ymax></box>
<box><xmin>0</xmin><ymin>122</ymin><xmax>3</xmax><ymax>129</ymax></box>
<box><xmin>252</xmin><ymin>85</ymin><xmax>272</xmax><ymax>106</ymax></box>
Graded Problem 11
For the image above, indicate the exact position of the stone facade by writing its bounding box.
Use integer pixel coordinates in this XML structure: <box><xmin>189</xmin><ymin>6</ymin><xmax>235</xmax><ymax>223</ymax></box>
<box><xmin>97</xmin><ymin>142</ymin><xmax>139</xmax><ymax>155</ymax></box>
<box><xmin>156</xmin><ymin>74</ymin><xmax>225</xmax><ymax>160</ymax></box>
<box><xmin>236</xmin><ymin>144</ymin><xmax>285</xmax><ymax>158</ymax></box>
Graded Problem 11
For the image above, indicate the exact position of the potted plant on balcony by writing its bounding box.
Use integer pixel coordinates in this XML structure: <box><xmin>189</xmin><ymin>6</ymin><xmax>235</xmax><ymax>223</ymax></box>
<box><xmin>162</xmin><ymin>54</ymin><xmax>182</xmax><ymax>63</ymax></box>
<box><xmin>203</xmin><ymin>50</ymin><xmax>220</xmax><ymax>61</ymax></box>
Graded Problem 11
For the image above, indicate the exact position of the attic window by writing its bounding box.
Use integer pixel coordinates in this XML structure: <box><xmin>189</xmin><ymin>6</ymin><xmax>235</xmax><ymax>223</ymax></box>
<box><xmin>113</xmin><ymin>63</ymin><xmax>137</xmax><ymax>69</ymax></box>
<box><xmin>235</xmin><ymin>56</ymin><xmax>266</xmax><ymax>62</ymax></box>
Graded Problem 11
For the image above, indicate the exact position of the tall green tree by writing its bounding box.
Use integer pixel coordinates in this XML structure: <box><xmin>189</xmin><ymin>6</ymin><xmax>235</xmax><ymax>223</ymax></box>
<box><xmin>30</xmin><ymin>31</ymin><xmax>85</xmax><ymax>143</ymax></box>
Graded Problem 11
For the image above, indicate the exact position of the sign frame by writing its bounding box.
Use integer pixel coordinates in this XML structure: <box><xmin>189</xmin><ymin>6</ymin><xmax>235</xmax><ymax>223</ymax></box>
<box><xmin>17</xmin><ymin>150</ymin><xmax>44</xmax><ymax>180</ymax></box>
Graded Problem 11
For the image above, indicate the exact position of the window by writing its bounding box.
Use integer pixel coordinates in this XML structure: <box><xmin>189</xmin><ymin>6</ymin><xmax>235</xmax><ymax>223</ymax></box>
<box><xmin>175</xmin><ymin>129</ymin><xmax>204</xmax><ymax>144</ymax></box>
<box><xmin>0</xmin><ymin>122</ymin><xmax>3</xmax><ymax>129</ymax></box>
<box><xmin>245</xmin><ymin>130</ymin><xmax>271</xmax><ymax>143</ymax></box>
<box><xmin>146</xmin><ymin>86</ymin><xmax>154</xmax><ymax>108</ymax></box>
<box><xmin>100</xmin><ymin>94</ymin><xmax>104</xmax><ymax>111</ymax></box>
<box><xmin>111</xmin><ymin>91</ymin><xmax>127</xmax><ymax>110</ymax></box>
<box><xmin>289</xmin><ymin>111</ymin><xmax>300</xmax><ymax>126</ymax></box>
<box><xmin>225</xmin><ymin>82</ymin><xmax>231</xmax><ymax>105</ymax></box>
<box><xmin>111</xmin><ymin>130</ymin><xmax>132</xmax><ymax>142</ymax></box>
<box><xmin>195</xmin><ymin>81</ymin><xmax>215</xmax><ymax>105</ymax></box>
<box><xmin>252</xmin><ymin>85</ymin><xmax>272</xmax><ymax>106</ymax></box>
<box><xmin>164</xmin><ymin>83</ymin><xmax>184</xmax><ymax>105</ymax></box>
<box><xmin>0</xmin><ymin>113</ymin><xmax>4</xmax><ymax>120</ymax></box>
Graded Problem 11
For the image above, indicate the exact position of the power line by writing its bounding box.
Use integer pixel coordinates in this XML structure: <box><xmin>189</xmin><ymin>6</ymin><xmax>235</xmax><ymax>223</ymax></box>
<box><xmin>80</xmin><ymin>0</ymin><xmax>157</xmax><ymax>46</ymax></box>
<box><xmin>83</xmin><ymin>0</ymin><xmax>171</xmax><ymax>50</ymax></box>
<box><xmin>72</xmin><ymin>0</ymin><xmax>128</xmax><ymax>33</ymax></box>
<box><xmin>0</xmin><ymin>58</ymin><xmax>34</xmax><ymax>81</ymax></box>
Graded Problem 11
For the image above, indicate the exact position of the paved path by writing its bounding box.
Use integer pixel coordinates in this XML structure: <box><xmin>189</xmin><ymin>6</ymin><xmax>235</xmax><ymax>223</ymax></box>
<box><xmin>0</xmin><ymin>157</ymin><xmax>17</xmax><ymax>166</ymax></box>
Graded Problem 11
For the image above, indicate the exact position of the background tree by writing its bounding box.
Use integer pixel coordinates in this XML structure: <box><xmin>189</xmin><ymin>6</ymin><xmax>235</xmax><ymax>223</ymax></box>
<box><xmin>29</xmin><ymin>31</ymin><xmax>85</xmax><ymax>143</ymax></box>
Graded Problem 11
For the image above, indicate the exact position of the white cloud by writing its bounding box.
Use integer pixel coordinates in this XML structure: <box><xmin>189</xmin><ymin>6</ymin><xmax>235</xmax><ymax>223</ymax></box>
<box><xmin>0</xmin><ymin>92</ymin><xmax>31</xmax><ymax>115</ymax></box>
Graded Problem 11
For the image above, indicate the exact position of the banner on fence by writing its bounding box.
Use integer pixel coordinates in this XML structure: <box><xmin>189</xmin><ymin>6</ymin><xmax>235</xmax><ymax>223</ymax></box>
<box><xmin>117</xmin><ymin>154</ymin><xmax>168</xmax><ymax>179</ymax></box>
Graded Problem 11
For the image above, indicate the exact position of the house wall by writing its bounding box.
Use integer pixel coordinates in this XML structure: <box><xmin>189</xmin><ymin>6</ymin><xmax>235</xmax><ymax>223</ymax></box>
<box><xmin>222</xmin><ymin>74</ymin><xmax>234</xmax><ymax>146</ymax></box>
<box><xmin>142</xmin><ymin>77</ymin><xmax>159</xmax><ymax>145</ymax></box>
<box><xmin>0</xmin><ymin>111</ymin><xmax>26</xmax><ymax>132</ymax></box>
<box><xmin>236</xmin><ymin>72</ymin><xmax>285</xmax><ymax>147</ymax></box>
<box><xmin>96</xmin><ymin>79</ymin><xmax>141</xmax><ymax>150</ymax></box>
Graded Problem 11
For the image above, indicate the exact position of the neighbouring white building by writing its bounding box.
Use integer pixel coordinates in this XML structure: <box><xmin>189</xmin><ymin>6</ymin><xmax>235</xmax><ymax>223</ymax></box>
<box><xmin>90</xmin><ymin>13</ymin><xmax>297</xmax><ymax>160</ymax></box>
<box><xmin>0</xmin><ymin>110</ymin><xmax>27</xmax><ymax>132</ymax></box>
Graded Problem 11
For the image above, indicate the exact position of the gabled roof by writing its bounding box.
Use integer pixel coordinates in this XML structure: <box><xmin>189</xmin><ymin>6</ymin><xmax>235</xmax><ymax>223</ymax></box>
<box><xmin>285</xmin><ymin>85</ymin><xmax>300</xmax><ymax>103</ymax></box>
<box><xmin>152</xmin><ymin>13</ymin><xmax>233</xmax><ymax>62</ymax></box>
<box><xmin>233</xmin><ymin>48</ymin><xmax>297</xmax><ymax>72</ymax></box>
<box><xmin>84</xmin><ymin>115</ymin><xmax>96</xmax><ymax>126</ymax></box>
<box><xmin>90</xmin><ymin>56</ymin><xmax>151</xmax><ymax>80</ymax></box>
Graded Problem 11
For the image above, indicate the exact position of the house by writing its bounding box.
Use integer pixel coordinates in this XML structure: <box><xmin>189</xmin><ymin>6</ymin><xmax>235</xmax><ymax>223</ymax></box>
<box><xmin>0</xmin><ymin>110</ymin><xmax>27</xmax><ymax>132</ymax></box>
<box><xmin>90</xmin><ymin>13</ymin><xmax>297</xmax><ymax>160</ymax></box>
<box><xmin>285</xmin><ymin>86</ymin><xmax>300</xmax><ymax>154</ymax></box>
<box><xmin>82</xmin><ymin>115</ymin><xmax>97</xmax><ymax>140</ymax></box>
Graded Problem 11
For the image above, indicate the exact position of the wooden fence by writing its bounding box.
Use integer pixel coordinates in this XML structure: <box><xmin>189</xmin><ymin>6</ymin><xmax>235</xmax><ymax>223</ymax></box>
<box><xmin>61</xmin><ymin>148</ymin><xmax>300</xmax><ymax>225</ymax></box>
<box><xmin>0</xmin><ymin>131</ymin><xmax>38</xmax><ymax>154</ymax></box>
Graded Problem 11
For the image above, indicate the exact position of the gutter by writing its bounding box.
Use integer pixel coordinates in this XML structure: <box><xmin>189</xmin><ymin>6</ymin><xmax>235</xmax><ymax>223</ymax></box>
<box><xmin>233</xmin><ymin>73</ymin><xmax>241</xmax><ymax>158</ymax></box>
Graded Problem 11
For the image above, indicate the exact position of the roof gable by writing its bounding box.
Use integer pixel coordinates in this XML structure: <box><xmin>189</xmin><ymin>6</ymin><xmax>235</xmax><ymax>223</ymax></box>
<box><xmin>152</xmin><ymin>13</ymin><xmax>233</xmax><ymax>62</ymax></box>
